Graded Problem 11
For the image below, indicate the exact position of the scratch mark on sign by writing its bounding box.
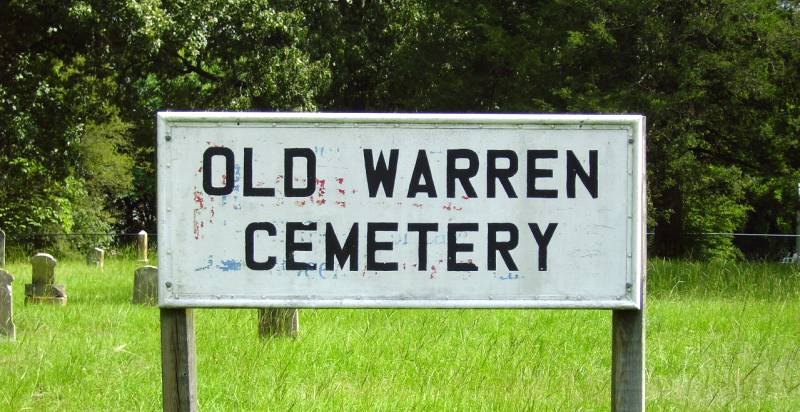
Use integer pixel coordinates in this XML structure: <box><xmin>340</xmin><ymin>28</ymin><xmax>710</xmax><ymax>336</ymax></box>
<box><xmin>413</xmin><ymin>203</ymin><xmax>423</xmax><ymax>208</ymax></box>
<box><xmin>316</xmin><ymin>198</ymin><xmax>326</xmax><ymax>205</ymax></box>
<box><xmin>337</xmin><ymin>189</ymin><xmax>346</xmax><ymax>195</ymax></box>
<box><xmin>336</xmin><ymin>177</ymin><xmax>344</xmax><ymax>184</ymax></box>
<box><xmin>193</xmin><ymin>210</ymin><xmax>202</xmax><ymax>239</ymax></box>
<box><xmin>335</xmin><ymin>201</ymin><xmax>346</xmax><ymax>208</ymax></box>
<box><xmin>195</xmin><ymin>256</ymin><xmax>214</xmax><ymax>271</ymax></box>
<box><xmin>295</xmin><ymin>200</ymin><xmax>307</xmax><ymax>207</ymax></box>
<box><xmin>430</xmin><ymin>265</ymin><xmax>438</xmax><ymax>279</ymax></box>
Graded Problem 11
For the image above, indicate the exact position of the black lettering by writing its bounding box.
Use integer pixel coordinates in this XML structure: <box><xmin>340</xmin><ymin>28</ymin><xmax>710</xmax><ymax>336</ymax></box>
<box><xmin>447</xmin><ymin>149</ymin><xmax>479</xmax><ymax>198</ymax></box>
<box><xmin>325</xmin><ymin>223</ymin><xmax>358</xmax><ymax>271</ymax></box>
<box><xmin>284</xmin><ymin>148</ymin><xmax>316</xmax><ymax>197</ymax></box>
<box><xmin>243</xmin><ymin>148</ymin><xmax>275</xmax><ymax>197</ymax></box>
<box><xmin>527</xmin><ymin>150</ymin><xmax>558</xmax><ymax>198</ymax></box>
<box><xmin>447</xmin><ymin>223</ymin><xmax>478</xmax><ymax>271</ymax></box>
<box><xmin>202</xmin><ymin>146</ymin><xmax>235</xmax><ymax>196</ymax></box>
<box><xmin>528</xmin><ymin>223</ymin><xmax>558</xmax><ymax>271</ymax></box>
<box><xmin>488</xmin><ymin>223</ymin><xmax>519</xmax><ymax>271</ymax></box>
<box><xmin>407</xmin><ymin>150</ymin><xmax>437</xmax><ymax>198</ymax></box>
<box><xmin>367</xmin><ymin>222</ymin><xmax>398</xmax><ymax>271</ymax></box>
<box><xmin>286</xmin><ymin>222</ymin><xmax>317</xmax><ymax>270</ymax></box>
<box><xmin>567</xmin><ymin>150</ymin><xmax>598</xmax><ymax>198</ymax></box>
<box><xmin>487</xmin><ymin>150</ymin><xmax>518</xmax><ymax>198</ymax></box>
<box><xmin>363</xmin><ymin>149</ymin><xmax>399</xmax><ymax>197</ymax></box>
<box><xmin>245</xmin><ymin>222</ymin><xmax>276</xmax><ymax>270</ymax></box>
<box><xmin>407</xmin><ymin>223</ymin><xmax>438</xmax><ymax>270</ymax></box>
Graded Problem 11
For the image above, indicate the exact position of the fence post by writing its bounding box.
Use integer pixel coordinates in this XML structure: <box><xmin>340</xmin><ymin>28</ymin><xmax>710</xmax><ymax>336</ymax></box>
<box><xmin>160</xmin><ymin>308</ymin><xmax>198</xmax><ymax>412</ymax></box>
<box><xmin>795</xmin><ymin>210</ymin><xmax>799</xmax><ymax>256</ymax></box>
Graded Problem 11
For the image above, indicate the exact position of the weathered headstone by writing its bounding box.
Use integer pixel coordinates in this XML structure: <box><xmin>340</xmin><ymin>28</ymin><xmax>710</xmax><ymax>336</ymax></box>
<box><xmin>258</xmin><ymin>308</ymin><xmax>299</xmax><ymax>338</ymax></box>
<box><xmin>133</xmin><ymin>265</ymin><xmax>158</xmax><ymax>305</ymax></box>
<box><xmin>0</xmin><ymin>229</ymin><xmax>5</xmax><ymax>268</ymax></box>
<box><xmin>25</xmin><ymin>253</ymin><xmax>67</xmax><ymax>305</ymax></box>
<box><xmin>0</xmin><ymin>270</ymin><xmax>14</xmax><ymax>341</ymax></box>
<box><xmin>87</xmin><ymin>247</ymin><xmax>105</xmax><ymax>271</ymax></box>
<box><xmin>137</xmin><ymin>230</ymin><xmax>149</xmax><ymax>262</ymax></box>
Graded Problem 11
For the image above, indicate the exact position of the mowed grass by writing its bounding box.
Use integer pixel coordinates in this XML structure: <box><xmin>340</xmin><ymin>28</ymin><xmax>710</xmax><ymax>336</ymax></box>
<box><xmin>1</xmin><ymin>257</ymin><xmax>799</xmax><ymax>410</ymax></box>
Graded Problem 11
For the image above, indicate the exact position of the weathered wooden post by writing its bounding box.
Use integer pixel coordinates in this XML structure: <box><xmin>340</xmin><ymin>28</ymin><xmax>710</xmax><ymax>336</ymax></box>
<box><xmin>0</xmin><ymin>270</ymin><xmax>14</xmax><ymax>341</ymax></box>
<box><xmin>612</xmin><ymin>308</ymin><xmax>645</xmax><ymax>411</ymax></box>
<box><xmin>0</xmin><ymin>229</ymin><xmax>5</xmax><ymax>268</ymax></box>
<box><xmin>138</xmin><ymin>230</ymin><xmax>149</xmax><ymax>262</ymax></box>
<box><xmin>25</xmin><ymin>253</ymin><xmax>67</xmax><ymax>305</ymax></box>
<box><xmin>258</xmin><ymin>308</ymin><xmax>299</xmax><ymax>338</ymax></box>
<box><xmin>133</xmin><ymin>265</ymin><xmax>159</xmax><ymax>305</ymax></box>
<box><xmin>161</xmin><ymin>308</ymin><xmax>198</xmax><ymax>411</ymax></box>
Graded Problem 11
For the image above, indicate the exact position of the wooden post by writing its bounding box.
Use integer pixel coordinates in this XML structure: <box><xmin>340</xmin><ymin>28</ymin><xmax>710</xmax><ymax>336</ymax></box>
<box><xmin>795</xmin><ymin>210</ymin><xmax>799</xmax><ymax>256</ymax></box>
<box><xmin>258</xmin><ymin>308</ymin><xmax>299</xmax><ymax>338</ymax></box>
<box><xmin>612</xmin><ymin>308</ymin><xmax>645</xmax><ymax>411</ymax></box>
<box><xmin>160</xmin><ymin>308</ymin><xmax>198</xmax><ymax>412</ymax></box>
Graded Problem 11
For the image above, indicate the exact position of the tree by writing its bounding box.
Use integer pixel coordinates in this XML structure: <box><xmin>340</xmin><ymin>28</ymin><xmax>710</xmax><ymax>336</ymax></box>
<box><xmin>0</xmin><ymin>0</ymin><xmax>330</xmax><ymax>251</ymax></box>
<box><xmin>297</xmin><ymin>0</ymin><xmax>800</xmax><ymax>258</ymax></box>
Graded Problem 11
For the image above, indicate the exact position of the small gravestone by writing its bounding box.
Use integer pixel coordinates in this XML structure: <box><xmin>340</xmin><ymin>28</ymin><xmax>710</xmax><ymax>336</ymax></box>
<box><xmin>25</xmin><ymin>253</ymin><xmax>67</xmax><ymax>305</ymax></box>
<box><xmin>137</xmin><ymin>230</ymin><xmax>149</xmax><ymax>262</ymax></box>
<box><xmin>258</xmin><ymin>308</ymin><xmax>299</xmax><ymax>338</ymax></box>
<box><xmin>87</xmin><ymin>247</ymin><xmax>105</xmax><ymax>271</ymax></box>
<box><xmin>0</xmin><ymin>229</ymin><xmax>5</xmax><ymax>268</ymax></box>
<box><xmin>0</xmin><ymin>270</ymin><xmax>14</xmax><ymax>341</ymax></box>
<box><xmin>132</xmin><ymin>265</ymin><xmax>158</xmax><ymax>305</ymax></box>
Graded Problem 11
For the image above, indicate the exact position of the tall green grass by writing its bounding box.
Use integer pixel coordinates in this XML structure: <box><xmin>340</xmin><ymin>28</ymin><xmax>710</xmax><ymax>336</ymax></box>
<box><xmin>1</xmin><ymin>257</ymin><xmax>798</xmax><ymax>410</ymax></box>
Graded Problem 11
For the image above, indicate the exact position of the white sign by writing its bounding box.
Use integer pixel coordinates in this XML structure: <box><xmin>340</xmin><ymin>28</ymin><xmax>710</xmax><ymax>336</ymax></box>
<box><xmin>157</xmin><ymin>113</ymin><xmax>645</xmax><ymax>308</ymax></box>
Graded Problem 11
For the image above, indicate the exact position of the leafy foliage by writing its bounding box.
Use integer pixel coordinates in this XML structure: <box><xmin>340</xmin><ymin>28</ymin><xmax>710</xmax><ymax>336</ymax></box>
<box><xmin>1</xmin><ymin>0</ymin><xmax>799</xmax><ymax>258</ymax></box>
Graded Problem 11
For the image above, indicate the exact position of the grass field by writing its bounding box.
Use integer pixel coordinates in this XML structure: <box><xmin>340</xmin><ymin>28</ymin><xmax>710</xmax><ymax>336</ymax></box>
<box><xmin>1</xmin><ymin>257</ymin><xmax>799</xmax><ymax>410</ymax></box>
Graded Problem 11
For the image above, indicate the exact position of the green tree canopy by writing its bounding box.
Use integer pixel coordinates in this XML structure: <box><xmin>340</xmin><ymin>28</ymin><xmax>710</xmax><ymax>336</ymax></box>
<box><xmin>1</xmin><ymin>0</ymin><xmax>798</xmax><ymax>258</ymax></box>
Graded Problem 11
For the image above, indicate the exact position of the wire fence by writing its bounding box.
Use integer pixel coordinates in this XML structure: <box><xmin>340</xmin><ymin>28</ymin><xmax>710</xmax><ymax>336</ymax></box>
<box><xmin>2</xmin><ymin>231</ymin><xmax>156</xmax><ymax>260</ymax></box>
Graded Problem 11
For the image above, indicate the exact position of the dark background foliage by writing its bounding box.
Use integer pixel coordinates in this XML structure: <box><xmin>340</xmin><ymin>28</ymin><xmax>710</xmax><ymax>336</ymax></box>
<box><xmin>1</xmin><ymin>0</ymin><xmax>798</xmax><ymax>259</ymax></box>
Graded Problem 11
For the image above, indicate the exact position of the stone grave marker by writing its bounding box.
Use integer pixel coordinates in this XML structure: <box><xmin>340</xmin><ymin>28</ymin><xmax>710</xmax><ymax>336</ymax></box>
<box><xmin>0</xmin><ymin>270</ymin><xmax>14</xmax><ymax>341</ymax></box>
<box><xmin>88</xmin><ymin>247</ymin><xmax>105</xmax><ymax>271</ymax></box>
<box><xmin>137</xmin><ymin>230</ymin><xmax>149</xmax><ymax>262</ymax></box>
<box><xmin>132</xmin><ymin>265</ymin><xmax>158</xmax><ymax>305</ymax></box>
<box><xmin>25</xmin><ymin>253</ymin><xmax>67</xmax><ymax>305</ymax></box>
<box><xmin>0</xmin><ymin>229</ymin><xmax>5</xmax><ymax>268</ymax></box>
